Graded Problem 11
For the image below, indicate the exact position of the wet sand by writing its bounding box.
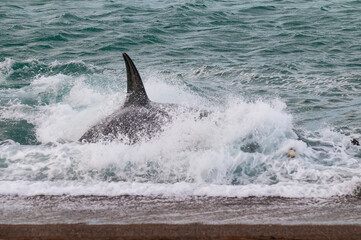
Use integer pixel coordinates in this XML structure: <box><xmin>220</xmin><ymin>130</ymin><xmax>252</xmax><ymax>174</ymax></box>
<box><xmin>2</xmin><ymin>195</ymin><xmax>361</xmax><ymax>225</ymax></box>
<box><xmin>2</xmin><ymin>195</ymin><xmax>361</xmax><ymax>239</ymax></box>
<box><xmin>1</xmin><ymin>223</ymin><xmax>361</xmax><ymax>240</ymax></box>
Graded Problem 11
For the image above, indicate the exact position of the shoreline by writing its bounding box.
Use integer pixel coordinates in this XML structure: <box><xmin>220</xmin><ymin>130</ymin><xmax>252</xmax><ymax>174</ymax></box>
<box><xmin>2</xmin><ymin>194</ymin><xmax>361</xmax><ymax>225</ymax></box>
<box><xmin>1</xmin><ymin>224</ymin><xmax>361</xmax><ymax>240</ymax></box>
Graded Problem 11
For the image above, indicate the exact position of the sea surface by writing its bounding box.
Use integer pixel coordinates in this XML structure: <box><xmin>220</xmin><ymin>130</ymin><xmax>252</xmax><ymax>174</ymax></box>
<box><xmin>1</xmin><ymin>0</ymin><xmax>361</xmax><ymax>224</ymax></box>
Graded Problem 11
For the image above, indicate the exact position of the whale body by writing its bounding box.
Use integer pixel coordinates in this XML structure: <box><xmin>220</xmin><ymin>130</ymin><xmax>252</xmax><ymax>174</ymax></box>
<box><xmin>79</xmin><ymin>53</ymin><xmax>180</xmax><ymax>144</ymax></box>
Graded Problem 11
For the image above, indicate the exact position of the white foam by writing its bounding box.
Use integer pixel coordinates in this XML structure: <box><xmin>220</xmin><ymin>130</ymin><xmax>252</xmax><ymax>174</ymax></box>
<box><xmin>0</xmin><ymin>178</ymin><xmax>359</xmax><ymax>198</ymax></box>
<box><xmin>0</xmin><ymin>58</ymin><xmax>14</xmax><ymax>82</ymax></box>
<box><xmin>143</xmin><ymin>71</ymin><xmax>206</xmax><ymax>107</ymax></box>
<box><xmin>1</xmin><ymin>72</ymin><xmax>361</xmax><ymax>198</ymax></box>
<box><xmin>36</xmin><ymin>78</ymin><xmax>122</xmax><ymax>142</ymax></box>
<box><xmin>0</xmin><ymin>58</ymin><xmax>14</xmax><ymax>70</ymax></box>
<box><xmin>1</xmin><ymin>74</ymin><xmax>122</xmax><ymax>142</ymax></box>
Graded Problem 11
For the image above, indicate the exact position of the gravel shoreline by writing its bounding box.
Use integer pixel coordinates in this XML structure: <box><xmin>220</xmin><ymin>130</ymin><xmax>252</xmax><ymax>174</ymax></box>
<box><xmin>1</xmin><ymin>224</ymin><xmax>361</xmax><ymax>240</ymax></box>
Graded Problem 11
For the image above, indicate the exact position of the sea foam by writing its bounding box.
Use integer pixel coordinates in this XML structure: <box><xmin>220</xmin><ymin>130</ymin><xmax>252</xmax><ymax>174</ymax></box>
<box><xmin>1</xmin><ymin>71</ymin><xmax>360</xmax><ymax>198</ymax></box>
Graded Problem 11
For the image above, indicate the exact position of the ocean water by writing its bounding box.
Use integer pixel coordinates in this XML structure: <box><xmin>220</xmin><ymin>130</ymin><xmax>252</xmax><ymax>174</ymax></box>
<box><xmin>1</xmin><ymin>0</ymin><xmax>361</xmax><ymax>224</ymax></box>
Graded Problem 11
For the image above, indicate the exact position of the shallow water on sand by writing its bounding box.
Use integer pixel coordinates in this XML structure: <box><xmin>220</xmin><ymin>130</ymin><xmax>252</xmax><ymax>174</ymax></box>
<box><xmin>1</xmin><ymin>195</ymin><xmax>361</xmax><ymax>225</ymax></box>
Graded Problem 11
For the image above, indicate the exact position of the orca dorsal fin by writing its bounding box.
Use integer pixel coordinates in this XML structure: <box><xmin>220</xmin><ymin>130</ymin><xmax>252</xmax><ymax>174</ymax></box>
<box><xmin>122</xmin><ymin>53</ymin><xmax>149</xmax><ymax>106</ymax></box>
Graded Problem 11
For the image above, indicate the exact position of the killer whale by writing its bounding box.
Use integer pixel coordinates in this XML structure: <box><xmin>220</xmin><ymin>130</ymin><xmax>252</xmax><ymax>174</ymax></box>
<box><xmin>79</xmin><ymin>53</ymin><xmax>183</xmax><ymax>144</ymax></box>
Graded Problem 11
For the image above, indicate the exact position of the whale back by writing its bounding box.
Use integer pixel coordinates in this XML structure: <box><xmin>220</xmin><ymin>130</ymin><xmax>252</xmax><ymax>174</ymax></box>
<box><xmin>79</xmin><ymin>53</ymin><xmax>170</xmax><ymax>143</ymax></box>
<box><xmin>79</xmin><ymin>53</ymin><xmax>208</xmax><ymax>144</ymax></box>
<box><xmin>79</xmin><ymin>103</ymin><xmax>173</xmax><ymax>144</ymax></box>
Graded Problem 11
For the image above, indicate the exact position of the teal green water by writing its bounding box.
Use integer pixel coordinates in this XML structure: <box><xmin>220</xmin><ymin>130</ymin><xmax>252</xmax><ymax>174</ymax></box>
<box><xmin>0</xmin><ymin>0</ymin><xmax>361</xmax><ymax>198</ymax></box>
<box><xmin>2</xmin><ymin>1</ymin><xmax>360</xmax><ymax>132</ymax></box>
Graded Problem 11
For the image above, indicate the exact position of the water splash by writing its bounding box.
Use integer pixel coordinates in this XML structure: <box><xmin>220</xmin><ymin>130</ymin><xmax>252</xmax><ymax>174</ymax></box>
<box><xmin>1</xmin><ymin>72</ymin><xmax>360</xmax><ymax>197</ymax></box>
